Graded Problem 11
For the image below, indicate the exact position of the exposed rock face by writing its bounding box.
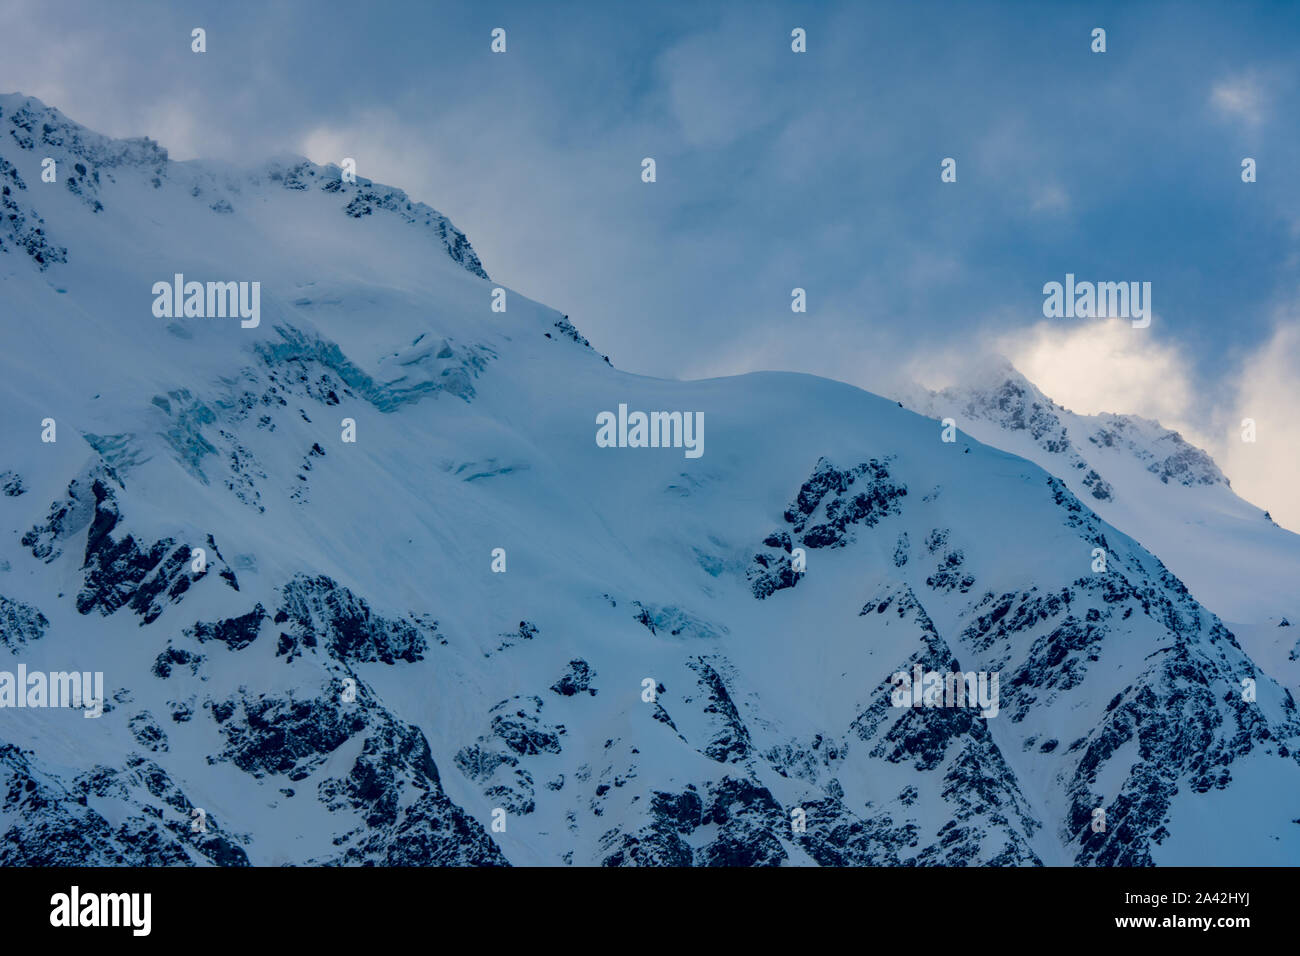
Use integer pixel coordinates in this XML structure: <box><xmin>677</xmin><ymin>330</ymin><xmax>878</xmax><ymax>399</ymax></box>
<box><xmin>749</xmin><ymin>457</ymin><xmax>907</xmax><ymax>598</ymax></box>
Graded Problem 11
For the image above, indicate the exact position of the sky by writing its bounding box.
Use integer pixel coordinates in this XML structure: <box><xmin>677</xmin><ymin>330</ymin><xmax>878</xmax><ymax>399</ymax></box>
<box><xmin>1</xmin><ymin>0</ymin><xmax>1298</xmax><ymax>528</ymax></box>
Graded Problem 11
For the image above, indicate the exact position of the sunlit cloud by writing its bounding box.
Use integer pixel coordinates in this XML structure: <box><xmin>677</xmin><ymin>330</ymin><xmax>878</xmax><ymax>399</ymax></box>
<box><xmin>1210</xmin><ymin>71</ymin><xmax>1268</xmax><ymax>126</ymax></box>
<box><xmin>1220</xmin><ymin>319</ymin><xmax>1300</xmax><ymax>531</ymax></box>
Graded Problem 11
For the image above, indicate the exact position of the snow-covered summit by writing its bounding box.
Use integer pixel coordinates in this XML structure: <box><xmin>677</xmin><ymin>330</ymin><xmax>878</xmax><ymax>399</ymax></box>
<box><xmin>911</xmin><ymin>357</ymin><xmax>1300</xmax><ymax>685</ymax></box>
<box><xmin>918</xmin><ymin>358</ymin><xmax>1226</xmax><ymax>500</ymax></box>
<box><xmin>0</xmin><ymin>93</ymin><xmax>487</xmax><ymax>280</ymax></box>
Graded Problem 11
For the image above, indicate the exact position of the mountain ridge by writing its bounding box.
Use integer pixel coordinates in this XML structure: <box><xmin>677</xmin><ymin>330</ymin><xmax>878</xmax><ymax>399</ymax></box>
<box><xmin>906</xmin><ymin>359</ymin><xmax>1300</xmax><ymax>688</ymax></box>
<box><xmin>2</xmin><ymin>96</ymin><xmax>1298</xmax><ymax>867</ymax></box>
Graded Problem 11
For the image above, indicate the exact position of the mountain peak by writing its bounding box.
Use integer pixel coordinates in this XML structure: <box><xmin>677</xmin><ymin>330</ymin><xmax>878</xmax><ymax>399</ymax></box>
<box><xmin>922</xmin><ymin>362</ymin><xmax>1227</xmax><ymax>495</ymax></box>
<box><xmin>0</xmin><ymin>92</ymin><xmax>487</xmax><ymax>281</ymax></box>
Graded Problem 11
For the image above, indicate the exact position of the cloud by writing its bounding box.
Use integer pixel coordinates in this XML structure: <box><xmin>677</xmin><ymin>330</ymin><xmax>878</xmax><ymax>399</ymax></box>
<box><xmin>654</xmin><ymin>13</ymin><xmax>792</xmax><ymax>151</ymax></box>
<box><xmin>658</xmin><ymin>35</ymin><xmax>768</xmax><ymax>149</ymax></box>
<box><xmin>995</xmin><ymin>317</ymin><xmax>1204</xmax><ymax>436</ymax></box>
<box><xmin>682</xmin><ymin>304</ymin><xmax>913</xmax><ymax>400</ymax></box>
<box><xmin>295</xmin><ymin>102</ymin><xmax>672</xmax><ymax>366</ymax></box>
<box><xmin>1219</xmin><ymin>320</ymin><xmax>1300</xmax><ymax>531</ymax></box>
<box><xmin>1029</xmin><ymin>184</ymin><xmax>1070</xmax><ymax>215</ymax></box>
<box><xmin>299</xmin><ymin>110</ymin><xmax>434</xmax><ymax>202</ymax></box>
<box><xmin>1210</xmin><ymin>72</ymin><xmax>1268</xmax><ymax>126</ymax></box>
<box><xmin>986</xmin><ymin>315</ymin><xmax>1299</xmax><ymax>533</ymax></box>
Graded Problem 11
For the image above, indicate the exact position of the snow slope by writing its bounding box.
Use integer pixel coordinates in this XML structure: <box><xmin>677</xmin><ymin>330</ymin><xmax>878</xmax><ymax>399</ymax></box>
<box><xmin>2</xmin><ymin>94</ymin><xmax>1298</xmax><ymax>866</ymax></box>
<box><xmin>911</xmin><ymin>362</ymin><xmax>1300</xmax><ymax>689</ymax></box>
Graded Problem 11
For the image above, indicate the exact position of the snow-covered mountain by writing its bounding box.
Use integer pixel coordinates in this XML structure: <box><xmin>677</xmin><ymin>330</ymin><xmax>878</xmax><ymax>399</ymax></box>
<box><xmin>2</xmin><ymin>93</ymin><xmax>1298</xmax><ymax>867</ymax></box>
<box><xmin>911</xmin><ymin>363</ymin><xmax>1300</xmax><ymax>689</ymax></box>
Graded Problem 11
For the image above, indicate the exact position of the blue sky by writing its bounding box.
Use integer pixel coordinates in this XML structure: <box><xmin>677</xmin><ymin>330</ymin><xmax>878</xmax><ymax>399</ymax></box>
<box><xmin>3</xmin><ymin>0</ymin><xmax>1299</xmax><ymax>522</ymax></box>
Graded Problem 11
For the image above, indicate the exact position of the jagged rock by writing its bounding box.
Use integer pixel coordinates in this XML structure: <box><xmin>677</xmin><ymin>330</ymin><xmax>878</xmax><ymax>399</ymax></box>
<box><xmin>550</xmin><ymin>659</ymin><xmax>598</xmax><ymax>697</ymax></box>
<box><xmin>750</xmin><ymin>457</ymin><xmax>907</xmax><ymax>598</ymax></box>
<box><xmin>0</xmin><ymin>595</ymin><xmax>48</xmax><ymax>649</ymax></box>
<box><xmin>275</xmin><ymin>575</ymin><xmax>428</xmax><ymax>664</ymax></box>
